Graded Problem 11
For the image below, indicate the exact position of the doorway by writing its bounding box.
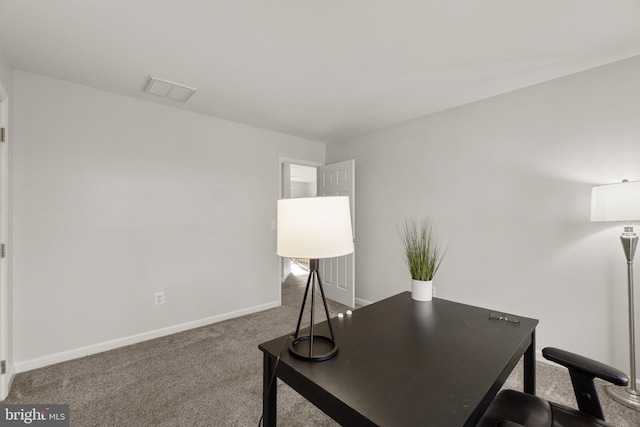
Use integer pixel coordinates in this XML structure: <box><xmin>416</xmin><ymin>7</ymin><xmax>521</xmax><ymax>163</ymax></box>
<box><xmin>278</xmin><ymin>157</ymin><xmax>356</xmax><ymax>308</ymax></box>
<box><xmin>280</xmin><ymin>161</ymin><xmax>318</xmax><ymax>289</ymax></box>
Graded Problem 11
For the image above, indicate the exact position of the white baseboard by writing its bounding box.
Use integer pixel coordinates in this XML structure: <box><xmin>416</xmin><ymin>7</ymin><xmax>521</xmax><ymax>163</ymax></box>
<box><xmin>14</xmin><ymin>300</ymin><xmax>280</xmax><ymax>374</ymax></box>
<box><xmin>355</xmin><ymin>297</ymin><xmax>373</xmax><ymax>308</ymax></box>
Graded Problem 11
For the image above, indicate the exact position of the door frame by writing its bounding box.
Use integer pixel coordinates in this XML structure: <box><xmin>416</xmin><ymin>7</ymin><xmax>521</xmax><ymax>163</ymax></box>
<box><xmin>0</xmin><ymin>82</ymin><xmax>10</xmax><ymax>399</ymax></box>
<box><xmin>277</xmin><ymin>156</ymin><xmax>324</xmax><ymax>306</ymax></box>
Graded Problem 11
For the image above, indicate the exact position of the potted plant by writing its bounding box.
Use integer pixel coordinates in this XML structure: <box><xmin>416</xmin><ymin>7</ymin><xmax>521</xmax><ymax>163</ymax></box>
<box><xmin>398</xmin><ymin>217</ymin><xmax>446</xmax><ymax>301</ymax></box>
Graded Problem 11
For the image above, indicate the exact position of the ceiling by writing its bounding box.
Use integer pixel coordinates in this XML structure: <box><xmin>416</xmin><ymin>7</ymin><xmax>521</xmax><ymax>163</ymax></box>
<box><xmin>1</xmin><ymin>1</ymin><xmax>640</xmax><ymax>143</ymax></box>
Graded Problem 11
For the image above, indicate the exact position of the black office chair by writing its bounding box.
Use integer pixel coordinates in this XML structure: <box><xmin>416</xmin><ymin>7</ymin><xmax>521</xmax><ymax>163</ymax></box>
<box><xmin>477</xmin><ymin>347</ymin><xmax>629</xmax><ymax>427</ymax></box>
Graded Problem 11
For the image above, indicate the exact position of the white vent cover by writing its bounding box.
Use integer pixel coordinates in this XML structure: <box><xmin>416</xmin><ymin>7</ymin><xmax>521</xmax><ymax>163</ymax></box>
<box><xmin>143</xmin><ymin>76</ymin><xmax>197</xmax><ymax>103</ymax></box>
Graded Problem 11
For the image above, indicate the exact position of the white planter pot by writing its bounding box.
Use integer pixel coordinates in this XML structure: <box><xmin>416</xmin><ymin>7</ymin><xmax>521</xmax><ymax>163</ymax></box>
<box><xmin>411</xmin><ymin>279</ymin><xmax>433</xmax><ymax>301</ymax></box>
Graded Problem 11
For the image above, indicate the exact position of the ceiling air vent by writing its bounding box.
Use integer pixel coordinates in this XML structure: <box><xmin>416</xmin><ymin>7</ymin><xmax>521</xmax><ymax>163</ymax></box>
<box><xmin>143</xmin><ymin>76</ymin><xmax>197</xmax><ymax>103</ymax></box>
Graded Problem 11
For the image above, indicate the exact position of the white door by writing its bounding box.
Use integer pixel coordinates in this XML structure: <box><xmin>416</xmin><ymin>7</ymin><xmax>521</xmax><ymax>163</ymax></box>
<box><xmin>0</xmin><ymin>88</ymin><xmax>9</xmax><ymax>399</ymax></box>
<box><xmin>317</xmin><ymin>160</ymin><xmax>355</xmax><ymax>308</ymax></box>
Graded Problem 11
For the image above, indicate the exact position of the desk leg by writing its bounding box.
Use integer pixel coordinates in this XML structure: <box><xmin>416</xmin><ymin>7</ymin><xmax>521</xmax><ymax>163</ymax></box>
<box><xmin>263</xmin><ymin>353</ymin><xmax>277</xmax><ymax>427</ymax></box>
<box><xmin>523</xmin><ymin>330</ymin><xmax>536</xmax><ymax>395</ymax></box>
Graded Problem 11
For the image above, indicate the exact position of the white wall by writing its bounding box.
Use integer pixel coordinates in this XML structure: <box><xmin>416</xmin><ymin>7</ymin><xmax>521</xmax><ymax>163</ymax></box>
<box><xmin>0</xmin><ymin>43</ymin><xmax>12</xmax><ymax>97</ymax></box>
<box><xmin>327</xmin><ymin>55</ymin><xmax>640</xmax><ymax>373</ymax></box>
<box><xmin>12</xmin><ymin>71</ymin><xmax>325</xmax><ymax>369</ymax></box>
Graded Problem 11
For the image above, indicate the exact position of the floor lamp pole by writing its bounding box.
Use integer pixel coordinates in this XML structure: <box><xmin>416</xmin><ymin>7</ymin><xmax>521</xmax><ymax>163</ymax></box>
<box><xmin>607</xmin><ymin>225</ymin><xmax>640</xmax><ymax>409</ymax></box>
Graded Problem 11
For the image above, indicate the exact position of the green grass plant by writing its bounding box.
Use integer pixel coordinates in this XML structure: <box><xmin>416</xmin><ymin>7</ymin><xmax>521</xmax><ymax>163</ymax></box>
<box><xmin>398</xmin><ymin>217</ymin><xmax>445</xmax><ymax>281</ymax></box>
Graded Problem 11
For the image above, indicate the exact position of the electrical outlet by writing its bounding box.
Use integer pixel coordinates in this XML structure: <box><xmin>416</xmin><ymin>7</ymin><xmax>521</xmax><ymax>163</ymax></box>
<box><xmin>154</xmin><ymin>292</ymin><xmax>165</xmax><ymax>305</ymax></box>
<box><xmin>432</xmin><ymin>286</ymin><xmax>437</xmax><ymax>297</ymax></box>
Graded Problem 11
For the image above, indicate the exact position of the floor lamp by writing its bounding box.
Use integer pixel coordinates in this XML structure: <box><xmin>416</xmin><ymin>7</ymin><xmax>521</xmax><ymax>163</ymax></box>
<box><xmin>277</xmin><ymin>196</ymin><xmax>354</xmax><ymax>362</ymax></box>
<box><xmin>591</xmin><ymin>179</ymin><xmax>640</xmax><ymax>410</ymax></box>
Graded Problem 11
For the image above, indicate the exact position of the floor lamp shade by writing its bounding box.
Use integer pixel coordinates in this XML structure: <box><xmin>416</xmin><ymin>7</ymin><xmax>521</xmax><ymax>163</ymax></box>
<box><xmin>591</xmin><ymin>180</ymin><xmax>640</xmax><ymax>222</ymax></box>
<box><xmin>276</xmin><ymin>196</ymin><xmax>354</xmax><ymax>362</ymax></box>
<box><xmin>591</xmin><ymin>179</ymin><xmax>640</xmax><ymax>410</ymax></box>
<box><xmin>277</xmin><ymin>196</ymin><xmax>354</xmax><ymax>259</ymax></box>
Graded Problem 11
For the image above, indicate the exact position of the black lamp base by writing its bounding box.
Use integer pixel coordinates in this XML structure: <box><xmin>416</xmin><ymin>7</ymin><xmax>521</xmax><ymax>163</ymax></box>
<box><xmin>289</xmin><ymin>335</ymin><xmax>338</xmax><ymax>362</ymax></box>
<box><xmin>290</xmin><ymin>259</ymin><xmax>338</xmax><ymax>362</ymax></box>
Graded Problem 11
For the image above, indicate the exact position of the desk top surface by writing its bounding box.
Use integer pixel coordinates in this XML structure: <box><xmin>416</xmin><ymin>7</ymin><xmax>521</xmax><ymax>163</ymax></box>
<box><xmin>259</xmin><ymin>292</ymin><xmax>538</xmax><ymax>427</ymax></box>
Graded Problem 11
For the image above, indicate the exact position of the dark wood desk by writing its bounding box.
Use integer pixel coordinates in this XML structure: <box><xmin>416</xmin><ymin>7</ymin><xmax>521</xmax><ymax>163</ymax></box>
<box><xmin>259</xmin><ymin>292</ymin><xmax>538</xmax><ymax>426</ymax></box>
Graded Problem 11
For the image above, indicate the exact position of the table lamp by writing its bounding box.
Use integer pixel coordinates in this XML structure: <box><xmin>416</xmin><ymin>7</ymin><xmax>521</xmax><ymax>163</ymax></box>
<box><xmin>277</xmin><ymin>196</ymin><xmax>354</xmax><ymax>362</ymax></box>
<box><xmin>591</xmin><ymin>179</ymin><xmax>640</xmax><ymax>409</ymax></box>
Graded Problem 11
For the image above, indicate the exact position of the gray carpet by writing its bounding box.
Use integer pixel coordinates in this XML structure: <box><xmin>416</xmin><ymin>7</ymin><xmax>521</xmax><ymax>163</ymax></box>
<box><xmin>3</xmin><ymin>274</ymin><xmax>639</xmax><ymax>426</ymax></box>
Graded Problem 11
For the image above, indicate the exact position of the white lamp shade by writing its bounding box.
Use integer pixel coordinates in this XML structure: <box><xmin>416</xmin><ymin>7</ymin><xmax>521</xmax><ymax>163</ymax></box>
<box><xmin>277</xmin><ymin>196</ymin><xmax>354</xmax><ymax>259</ymax></box>
<box><xmin>591</xmin><ymin>180</ymin><xmax>640</xmax><ymax>222</ymax></box>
